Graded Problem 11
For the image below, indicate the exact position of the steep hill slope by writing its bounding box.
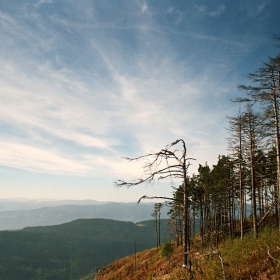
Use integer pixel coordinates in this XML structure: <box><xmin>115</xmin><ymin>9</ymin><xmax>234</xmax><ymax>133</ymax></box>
<box><xmin>93</xmin><ymin>226</ymin><xmax>280</xmax><ymax>280</ymax></box>
<box><xmin>0</xmin><ymin>218</ymin><xmax>170</xmax><ymax>279</ymax></box>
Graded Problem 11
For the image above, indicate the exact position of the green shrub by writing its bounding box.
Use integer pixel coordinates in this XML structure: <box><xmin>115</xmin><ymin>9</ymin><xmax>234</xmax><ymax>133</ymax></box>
<box><xmin>160</xmin><ymin>241</ymin><xmax>174</xmax><ymax>260</ymax></box>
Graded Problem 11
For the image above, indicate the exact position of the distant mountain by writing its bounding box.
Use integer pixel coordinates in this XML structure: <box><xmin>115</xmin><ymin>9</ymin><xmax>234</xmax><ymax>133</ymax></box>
<box><xmin>0</xmin><ymin>218</ymin><xmax>171</xmax><ymax>279</ymax></box>
<box><xmin>0</xmin><ymin>198</ymin><xmax>107</xmax><ymax>212</ymax></box>
<box><xmin>0</xmin><ymin>200</ymin><xmax>169</xmax><ymax>230</ymax></box>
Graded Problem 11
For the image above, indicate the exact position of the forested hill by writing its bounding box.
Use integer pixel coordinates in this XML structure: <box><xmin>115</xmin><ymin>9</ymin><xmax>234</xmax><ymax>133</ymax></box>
<box><xmin>0</xmin><ymin>218</ymin><xmax>170</xmax><ymax>279</ymax></box>
<box><xmin>0</xmin><ymin>200</ymin><xmax>169</xmax><ymax>230</ymax></box>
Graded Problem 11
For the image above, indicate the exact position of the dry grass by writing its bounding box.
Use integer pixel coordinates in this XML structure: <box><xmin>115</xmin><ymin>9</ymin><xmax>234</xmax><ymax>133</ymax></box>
<box><xmin>93</xmin><ymin>227</ymin><xmax>280</xmax><ymax>280</ymax></box>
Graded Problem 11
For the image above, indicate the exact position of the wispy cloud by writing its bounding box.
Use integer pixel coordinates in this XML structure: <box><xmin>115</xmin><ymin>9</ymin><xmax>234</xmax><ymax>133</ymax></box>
<box><xmin>0</xmin><ymin>142</ymin><xmax>91</xmax><ymax>175</ymax></box>
<box><xmin>0</xmin><ymin>0</ymin><xmax>278</xmax><ymax>200</ymax></box>
<box><xmin>238</xmin><ymin>0</ymin><xmax>270</xmax><ymax>18</ymax></box>
<box><xmin>34</xmin><ymin>0</ymin><xmax>53</xmax><ymax>8</ymax></box>
<box><xmin>0</xmin><ymin>2</ymin><xmax>236</xmax><ymax>177</ymax></box>
<box><xmin>193</xmin><ymin>4</ymin><xmax>206</xmax><ymax>14</ymax></box>
<box><xmin>138</xmin><ymin>1</ymin><xmax>148</xmax><ymax>14</ymax></box>
<box><xmin>193</xmin><ymin>3</ymin><xmax>226</xmax><ymax>17</ymax></box>
<box><xmin>208</xmin><ymin>5</ymin><xmax>226</xmax><ymax>17</ymax></box>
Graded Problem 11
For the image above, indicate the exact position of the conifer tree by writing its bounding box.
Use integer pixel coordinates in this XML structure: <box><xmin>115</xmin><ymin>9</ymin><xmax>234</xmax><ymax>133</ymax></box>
<box><xmin>152</xmin><ymin>202</ymin><xmax>163</xmax><ymax>247</ymax></box>
<box><xmin>167</xmin><ymin>185</ymin><xmax>184</xmax><ymax>246</ymax></box>
<box><xmin>227</xmin><ymin>109</ymin><xmax>246</xmax><ymax>238</ymax></box>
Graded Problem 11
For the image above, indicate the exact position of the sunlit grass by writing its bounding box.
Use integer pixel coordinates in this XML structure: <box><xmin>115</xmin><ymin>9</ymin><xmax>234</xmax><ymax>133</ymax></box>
<box><xmin>188</xmin><ymin>227</ymin><xmax>280</xmax><ymax>280</ymax></box>
<box><xmin>94</xmin><ymin>226</ymin><xmax>280</xmax><ymax>280</ymax></box>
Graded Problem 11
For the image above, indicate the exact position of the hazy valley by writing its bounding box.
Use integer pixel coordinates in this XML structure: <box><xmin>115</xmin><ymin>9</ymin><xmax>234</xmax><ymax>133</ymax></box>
<box><xmin>0</xmin><ymin>199</ymin><xmax>169</xmax><ymax>230</ymax></box>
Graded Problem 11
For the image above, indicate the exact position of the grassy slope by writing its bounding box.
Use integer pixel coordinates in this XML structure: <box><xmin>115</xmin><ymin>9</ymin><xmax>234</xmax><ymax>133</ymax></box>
<box><xmin>93</xmin><ymin>226</ymin><xmax>280</xmax><ymax>280</ymax></box>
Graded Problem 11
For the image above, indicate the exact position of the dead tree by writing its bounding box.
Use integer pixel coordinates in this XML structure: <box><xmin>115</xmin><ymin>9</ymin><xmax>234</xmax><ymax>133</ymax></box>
<box><xmin>235</xmin><ymin>44</ymin><xmax>280</xmax><ymax>229</ymax></box>
<box><xmin>114</xmin><ymin>139</ymin><xmax>194</xmax><ymax>268</ymax></box>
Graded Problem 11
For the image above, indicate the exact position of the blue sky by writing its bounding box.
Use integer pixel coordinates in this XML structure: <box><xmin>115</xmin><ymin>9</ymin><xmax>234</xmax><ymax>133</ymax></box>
<box><xmin>0</xmin><ymin>0</ymin><xmax>279</xmax><ymax>202</ymax></box>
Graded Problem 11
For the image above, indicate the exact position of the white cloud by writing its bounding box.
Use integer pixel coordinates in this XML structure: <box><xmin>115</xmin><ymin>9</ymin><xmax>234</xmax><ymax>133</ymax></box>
<box><xmin>0</xmin><ymin>59</ymin><xmax>116</xmax><ymax>147</ymax></box>
<box><xmin>34</xmin><ymin>0</ymin><xmax>53</xmax><ymax>9</ymax></box>
<box><xmin>0</xmin><ymin>142</ymin><xmax>91</xmax><ymax>175</ymax></box>
<box><xmin>209</xmin><ymin>5</ymin><xmax>226</xmax><ymax>17</ymax></box>
<box><xmin>140</xmin><ymin>1</ymin><xmax>148</xmax><ymax>14</ymax></box>
<box><xmin>193</xmin><ymin>4</ymin><xmax>226</xmax><ymax>17</ymax></box>
<box><xmin>194</xmin><ymin>4</ymin><xmax>206</xmax><ymax>14</ymax></box>
<box><xmin>0</xmin><ymin>0</ymin><xmax>276</xmax><ymax>201</ymax></box>
<box><xmin>238</xmin><ymin>0</ymin><xmax>270</xmax><ymax>18</ymax></box>
<box><xmin>256</xmin><ymin>2</ymin><xmax>267</xmax><ymax>15</ymax></box>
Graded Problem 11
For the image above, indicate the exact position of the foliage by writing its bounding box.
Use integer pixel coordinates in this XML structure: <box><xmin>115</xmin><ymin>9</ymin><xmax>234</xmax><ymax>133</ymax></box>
<box><xmin>160</xmin><ymin>241</ymin><xmax>174</xmax><ymax>260</ymax></box>
<box><xmin>0</xmin><ymin>218</ymin><xmax>170</xmax><ymax>279</ymax></box>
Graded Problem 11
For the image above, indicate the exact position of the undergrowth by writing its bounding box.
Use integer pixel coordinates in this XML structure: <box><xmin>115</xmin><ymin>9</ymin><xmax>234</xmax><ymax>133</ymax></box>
<box><xmin>93</xmin><ymin>226</ymin><xmax>280</xmax><ymax>280</ymax></box>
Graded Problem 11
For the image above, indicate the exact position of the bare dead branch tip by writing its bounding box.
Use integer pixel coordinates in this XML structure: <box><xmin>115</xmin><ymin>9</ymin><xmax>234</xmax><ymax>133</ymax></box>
<box><xmin>137</xmin><ymin>195</ymin><xmax>179</xmax><ymax>204</ymax></box>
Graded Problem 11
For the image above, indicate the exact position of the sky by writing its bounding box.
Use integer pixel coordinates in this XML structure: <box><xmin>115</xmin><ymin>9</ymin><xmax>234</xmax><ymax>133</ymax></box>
<box><xmin>0</xmin><ymin>0</ymin><xmax>280</xmax><ymax>202</ymax></box>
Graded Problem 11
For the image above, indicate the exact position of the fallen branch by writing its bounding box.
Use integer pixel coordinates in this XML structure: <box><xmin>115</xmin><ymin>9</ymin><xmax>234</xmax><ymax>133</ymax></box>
<box><xmin>257</xmin><ymin>199</ymin><xmax>278</xmax><ymax>228</ymax></box>
<box><xmin>205</xmin><ymin>249</ymin><xmax>220</xmax><ymax>258</ymax></box>
<box><xmin>218</xmin><ymin>252</ymin><xmax>226</xmax><ymax>280</ymax></box>
<box><xmin>267</xmin><ymin>246</ymin><xmax>280</xmax><ymax>264</ymax></box>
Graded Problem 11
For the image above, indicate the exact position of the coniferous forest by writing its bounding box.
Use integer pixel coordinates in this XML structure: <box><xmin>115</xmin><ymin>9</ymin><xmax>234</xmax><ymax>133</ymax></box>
<box><xmin>178</xmin><ymin>35</ymin><xmax>280</xmax><ymax>245</ymax></box>
<box><xmin>0</xmin><ymin>219</ymin><xmax>171</xmax><ymax>279</ymax></box>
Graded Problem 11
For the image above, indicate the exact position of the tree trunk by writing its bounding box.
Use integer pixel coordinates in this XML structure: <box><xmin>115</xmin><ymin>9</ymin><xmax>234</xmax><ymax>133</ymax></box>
<box><xmin>271</xmin><ymin>73</ymin><xmax>280</xmax><ymax>229</ymax></box>
<box><xmin>183</xmin><ymin>143</ymin><xmax>190</xmax><ymax>268</ymax></box>
<box><xmin>248</xmin><ymin>111</ymin><xmax>258</xmax><ymax>237</ymax></box>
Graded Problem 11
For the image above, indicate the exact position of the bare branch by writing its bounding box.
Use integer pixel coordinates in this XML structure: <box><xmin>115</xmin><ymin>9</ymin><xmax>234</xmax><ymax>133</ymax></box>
<box><xmin>114</xmin><ymin>166</ymin><xmax>183</xmax><ymax>188</ymax></box>
<box><xmin>218</xmin><ymin>252</ymin><xmax>226</xmax><ymax>280</ymax></box>
<box><xmin>137</xmin><ymin>195</ymin><xmax>181</xmax><ymax>204</ymax></box>
<box><xmin>267</xmin><ymin>246</ymin><xmax>280</xmax><ymax>263</ymax></box>
<box><xmin>114</xmin><ymin>139</ymin><xmax>195</xmax><ymax>268</ymax></box>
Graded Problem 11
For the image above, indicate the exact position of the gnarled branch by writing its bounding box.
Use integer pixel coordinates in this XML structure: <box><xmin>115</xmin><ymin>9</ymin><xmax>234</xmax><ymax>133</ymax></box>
<box><xmin>137</xmin><ymin>195</ymin><xmax>181</xmax><ymax>204</ymax></box>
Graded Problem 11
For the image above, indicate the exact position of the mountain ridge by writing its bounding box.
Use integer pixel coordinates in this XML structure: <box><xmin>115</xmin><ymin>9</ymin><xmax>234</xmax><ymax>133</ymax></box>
<box><xmin>0</xmin><ymin>218</ymin><xmax>171</xmax><ymax>279</ymax></box>
<box><xmin>0</xmin><ymin>199</ymin><xmax>169</xmax><ymax>230</ymax></box>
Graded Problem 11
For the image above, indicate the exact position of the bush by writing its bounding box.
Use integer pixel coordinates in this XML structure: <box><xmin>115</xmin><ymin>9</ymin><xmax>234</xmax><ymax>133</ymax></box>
<box><xmin>160</xmin><ymin>242</ymin><xmax>174</xmax><ymax>260</ymax></box>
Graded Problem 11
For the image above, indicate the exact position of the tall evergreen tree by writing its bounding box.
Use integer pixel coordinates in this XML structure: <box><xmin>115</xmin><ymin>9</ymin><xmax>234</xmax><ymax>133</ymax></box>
<box><xmin>227</xmin><ymin>109</ymin><xmax>246</xmax><ymax>238</ymax></box>
<box><xmin>211</xmin><ymin>155</ymin><xmax>235</xmax><ymax>238</ymax></box>
<box><xmin>168</xmin><ymin>185</ymin><xmax>184</xmax><ymax>246</ymax></box>
<box><xmin>152</xmin><ymin>202</ymin><xmax>163</xmax><ymax>247</ymax></box>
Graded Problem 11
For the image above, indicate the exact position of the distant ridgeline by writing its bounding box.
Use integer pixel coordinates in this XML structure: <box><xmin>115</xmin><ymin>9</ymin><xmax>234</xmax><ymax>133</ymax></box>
<box><xmin>0</xmin><ymin>200</ymin><xmax>170</xmax><ymax>230</ymax></box>
<box><xmin>0</xmin><ymin>218</ymin><xmax>171</xmax><ymax>279</ymax></box>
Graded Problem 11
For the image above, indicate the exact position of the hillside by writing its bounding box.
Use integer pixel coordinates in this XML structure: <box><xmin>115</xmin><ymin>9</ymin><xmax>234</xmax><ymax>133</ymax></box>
<box><xmin>93</xmin><ymin>226</ymin><xmax>280</xmax><ymax>280</ymax></box>
<box><xmin>0</xmin><ymin>200</ymin><xmax>169</xmax><ymax>230</ymax></box>
<box><xmin>0</xmin><ymin>218</ymin><xmax>170</xmax><ymax>279</ymax></box>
